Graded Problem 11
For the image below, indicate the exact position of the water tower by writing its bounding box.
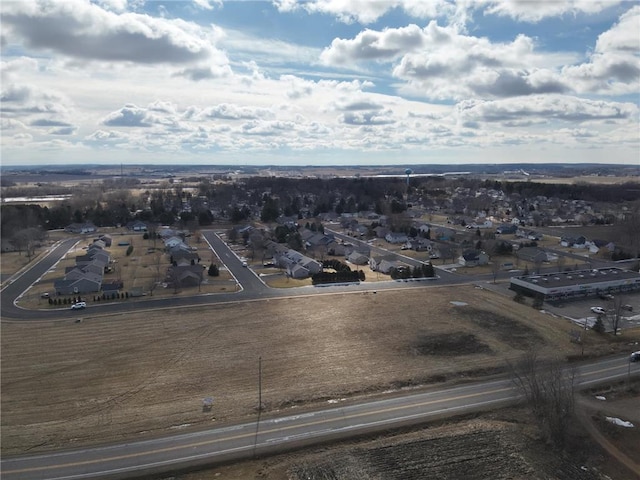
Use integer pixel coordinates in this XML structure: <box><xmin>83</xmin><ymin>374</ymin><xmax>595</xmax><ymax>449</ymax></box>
<box><xmin>405</xmin><ymin>168</ymin><xmax>412</xmax><ymax>186</ymax></box>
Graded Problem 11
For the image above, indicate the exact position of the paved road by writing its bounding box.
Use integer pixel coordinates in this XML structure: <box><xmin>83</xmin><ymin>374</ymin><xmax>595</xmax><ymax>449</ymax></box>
<box><xmin>2</xmin><ymin>355</ymin><xmax>637</xmax><ymax>480</ymax></box>
<box><xmin>2</xmin><ymin>233</ymin><xmax>638</xmax><ymax>479</ymax></box>
<box><xmin>1</xmin><ymin>230</ymin><xmax>474</xmax><ymax>322</ymax></box>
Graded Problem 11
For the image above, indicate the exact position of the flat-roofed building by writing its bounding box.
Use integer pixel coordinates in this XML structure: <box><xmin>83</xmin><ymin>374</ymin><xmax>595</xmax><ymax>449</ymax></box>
<box><xmin>509</xmin><ymin>267</ymin><xmax>640</xmax><ymax>301</ymax></box>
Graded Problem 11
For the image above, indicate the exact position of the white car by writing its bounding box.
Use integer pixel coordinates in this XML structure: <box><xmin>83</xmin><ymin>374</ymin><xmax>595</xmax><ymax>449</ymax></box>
<box><xmin>70</xmin><ymin>301</ymin><xmax>86</xmax><ymax>310</ymax></box>
<box><xmin>590</xmin><ymin>306</ymin><xmax>606</xmax><ymax>315</ymax></box>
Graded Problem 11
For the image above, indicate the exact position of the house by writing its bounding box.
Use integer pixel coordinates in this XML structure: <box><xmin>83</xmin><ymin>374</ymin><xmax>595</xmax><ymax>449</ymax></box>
<box><xmin>418</xmin><ymin>224</ymin><xmax>431</xmax><ymax>235</ymax></box>
<box><xmin>166</xmin><ymin>265</ymin><xmax>204</xmax><ymax>288</ymax></box>
<box><xmin>516</xmin><ymin>247</ymin><xmax>548</xmax><ymax>264</ymax></box>
<box><xmin>65</xmin><ymin>222</ymin><xmax>97</xmax><ymax>234</ymax></box>
<box><xmin>266</xmin><ymin>241</ymin><xmax>320</xmax><ymax>279</ymax></box>
<box><xmin>469</xmin><ymin>220</ymin><xmax>493</xmax><ymax>229</ymax></box>
<box><xmin>306</xmin><ymin>233</ymin><xmax>334</xmax><ymax>248</ymax></box>
<box><xmin>496</xmin><ymin>224</ymin><xmax>517</xmax><ymax>235</ymax></box>
<box><xmin>126</xmin><ymin>220</ymin><xmax>148</xmax><ymax>232</ymax></box>
<box><xmin>385</xmin><ymin>232</ymin><xmax>408</xmax><ymax>244</ymax></box>
<box><xmin>171</xmin><ymin>249</ymin><xmax>200</xmax><ymax>265</ymax></box>
<box><xmin>434</xmin><ymin>227</ymin><xmax>455</xmax><ymax>241</ymax></box>
<box><xmin>347</xmin><ymin>251</ymin><xmax>369</xmax><ymax>265</ymax></box>
<box><xmin>327</xmin><ymin>241</ymin><xmax>347</xmax><ymax>256</ymax></box>
<box><xmin>102</xmin><ymin>280</ymin><xmax>123</xmax><ymax>294</ymax></box>
<box><xmin>458</xmin><ymin>250</ymin><xmax>489</xmax><ymax>267</ymax></box>
<box><xmin>91</xmin><ymin>239</ymin><xmax>106</xmax><ymax>250</ymax></box>
<box><xmin>98</xmin><ymin>234</ymin><xmax>113</xmax><ymax>247</ymax></box>
<box><xmin>369</xmin><ymin>255</ymin><xmax>402</xmax><ymax>273</ymax></box>
<box><xmin>299</xmin><ymin>257</ymin><xmax>322</xmax><ymax>275</ymax></box>
<box><xmin>288</xmin><ymin>263</ymin><xmax>310</xmax><ymax>279</ymax></box>
<box><xmin>373</xmin><ymin>226</ymin><xmax>389</xmax><ymax>238</ymax></box>
<box><xmin>403</xmin><ymin>238</ymin><xmax>432</xmax><ymax>251</ymax></box>
<box><xmin>164</xmin><ymin>236</ymin><xmax>186</xmax><ymax>250</ymax></box>
<box><xmin>54</xmin><ymin>276</ymin><xmax>102</xmax><ymax>295</ymax></box>
<box><xmin>352</xmin><ymin>224</ymin><xmax>368</xmax><ymax>237</ymax></box>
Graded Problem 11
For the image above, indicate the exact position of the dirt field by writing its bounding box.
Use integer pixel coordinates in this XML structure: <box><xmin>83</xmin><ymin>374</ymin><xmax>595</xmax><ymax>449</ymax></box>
<box><xmin>3</xmin><ymin>284</ymin><xmax>638</xmax><ymax>458</ymax></box>
<box><xmin>2</xmin><ymin>229</ymin><xmax>639</xmax><ymax>478</ymax></box>
<box><xmin>176</xmin><ymin>384</ymin><xmax>640</xmax><ymax>480</ymax></box>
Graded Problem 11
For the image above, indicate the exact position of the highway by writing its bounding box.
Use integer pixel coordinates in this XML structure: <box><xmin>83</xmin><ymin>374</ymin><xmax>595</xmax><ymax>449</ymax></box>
<box><xmin>2</xmin><ymin>355</ymin><xmax>637</xmax><ymax>480</ymax></box>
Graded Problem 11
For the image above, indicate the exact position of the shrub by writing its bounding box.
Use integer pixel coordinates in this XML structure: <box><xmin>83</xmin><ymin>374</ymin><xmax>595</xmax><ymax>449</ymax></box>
<box><xmin>126</xmin><ymin>245</ymin><xmax>134</xmax><ymax>256</ymax></box>
<box><xmin>592</xmin><ymin>317</ymin><xmax>605</xmax><ymax>334</ymax></box>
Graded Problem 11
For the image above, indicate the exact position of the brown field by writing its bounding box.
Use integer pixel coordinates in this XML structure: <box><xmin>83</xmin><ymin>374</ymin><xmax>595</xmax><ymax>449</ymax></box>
<box><xmin>3</xmin><ymin>284</ymin><xmax>638</xmax><ymax>458</ymax></box>
<box><xmin>2</xmin><ymin>219</ymin><xmax>639</xmax><ymax>478</ymax></box>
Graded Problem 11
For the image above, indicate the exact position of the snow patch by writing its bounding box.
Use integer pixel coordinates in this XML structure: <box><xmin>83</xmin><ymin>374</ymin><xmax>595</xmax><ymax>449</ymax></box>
<box><xmin>450</xmin><ymin>301</ymin><xmax>468</xmax><ymax>306</ymax></box>
<box><xmin>595</xmin><ymin>395</ymin><xmax>606</xmax><ymax>401</ymax></box>
<box><xmin>605</xmin><ymin>417</ymin><xmax>634</xmax><ymax>428</ymax></box>
<box><xmin>169</xmin><ymin>423</ymin><xmax>192</xmax><ymax>429</ymax></box>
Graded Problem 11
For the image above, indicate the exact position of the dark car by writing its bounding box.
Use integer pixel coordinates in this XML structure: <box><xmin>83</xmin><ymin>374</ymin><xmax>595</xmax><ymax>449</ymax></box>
<box><xmin>631</xmin><ymin>351</ymin><xmax>640</xmax><ymax>363</ymax></box>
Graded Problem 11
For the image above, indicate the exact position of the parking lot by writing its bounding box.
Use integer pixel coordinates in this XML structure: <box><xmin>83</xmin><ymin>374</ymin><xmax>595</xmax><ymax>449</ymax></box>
<box><xmin>545</xmin><ymin>294</ymin><xmax>640</xmax><ymax>331</ymax></box>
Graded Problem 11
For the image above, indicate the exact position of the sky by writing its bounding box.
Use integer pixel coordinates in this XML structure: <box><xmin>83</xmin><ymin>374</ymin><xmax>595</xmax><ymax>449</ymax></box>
<box><xmin>1</xmin><ymin>0</ymin><xmax>639</xmax><ymax>167</ymax></box>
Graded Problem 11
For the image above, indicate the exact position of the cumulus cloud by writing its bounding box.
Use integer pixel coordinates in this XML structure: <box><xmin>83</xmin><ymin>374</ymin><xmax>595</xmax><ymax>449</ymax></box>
<box><xmin>321</xmin><ymin>24</ymin><xmax>426</xmax><ymax>65</ymax></box>
<box><xmin>274</xmin><ymin>0</ymin><xmax>452</xmax><ymax>24</ymax></box>
<box><xmin>2</xmin><ymin>0</ymin><xmax>225</xmax><ymax>65</ymax></box>
<box><xmin>85</xmin><ymin>129</ymin><xmax>127</xmax><ymax>142</ymax></box>
<box><xmin>241</xmin><ymin>120</ymin><xmax>295</xmax><ymax>136</ymax></box>
<box><xmin>479</xmin><ymin>0</ymin><xmax>627</xmax><ymax>22</ymax></box>
<box><xmin>102</xmin><ymin>104</ymin><xmax>153</xmax><ymax>127</ymax></box>
<box><xmin>333</xmin><ymin>99</ymin><xmax>384</xmax><ymax>111</ymax></box>
<box><xmin>323</xmin><ymin>21</ymin><xmax>572</xmax><ymax>100</ymax></box>
<box><xmin>192</xmin><ymin>0</ymin><xmax>222</xmax><ymax>10</ymax></box>
<box><xmin>562</xmin><ymin>6</ymin><xmax>640</xmax><ymax>94</ymax></box>
<box><xmin>1</xmin><ymin>83</ymin><xmax>70</xmax><ymax>118</ymax></box>
<box><xmin>201</xmin><ymin>103</ymin><xmax>275</xmax><ymax>121</ymax></box>
<box><xmin>340</xmin><ymin>109</ymin><xmax>395</xmax><ymax>125</ymax></box>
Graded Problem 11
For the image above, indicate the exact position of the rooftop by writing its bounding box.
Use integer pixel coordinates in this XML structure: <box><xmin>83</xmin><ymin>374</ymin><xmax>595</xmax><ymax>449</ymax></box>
<box><xmin>514</xmin><ymin>267</ymin><xmax>640</xmax><ymax>289</ymax></box>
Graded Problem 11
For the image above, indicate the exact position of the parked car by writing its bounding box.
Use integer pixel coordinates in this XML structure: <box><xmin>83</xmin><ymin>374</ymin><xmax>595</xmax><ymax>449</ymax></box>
<box><xmin>631</xmin><ymin>351</ymin><xmax>640</xmax><ymax>363</ymax></box>
<box><xmin>590</xmin><ymin>306</ymin><xmax>606</xmax><ymax>315</ymax></box>
<box><xmin>599</xmin><ymin>293</ymin><xmax>614</xmax><ymax>300</ymax></box>
<box><xmin>70</xmin><ymin>302</ymin><xmax>86</xmax><ymax>310</ymax></box>
<box><xmin>622</xmin><ymin>304</ymin><xmax>633</xmax><ymax>312</ymax></box>
<box><xmin>40</xmin><ymin>292</ymin><xmax>50</xmax><ymax>299</ymax></box>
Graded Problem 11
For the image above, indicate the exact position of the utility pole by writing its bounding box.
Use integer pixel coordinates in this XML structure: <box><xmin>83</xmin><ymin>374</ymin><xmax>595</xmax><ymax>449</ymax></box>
<box><xmin>253</xmin><ymin>356</ymin><xmax>262</xmax><ymax>458</ymax></box>
<box><xmin>258</xmin><ymin>356</ymin><xmax>262</xmax><ymax>412</ymax></box>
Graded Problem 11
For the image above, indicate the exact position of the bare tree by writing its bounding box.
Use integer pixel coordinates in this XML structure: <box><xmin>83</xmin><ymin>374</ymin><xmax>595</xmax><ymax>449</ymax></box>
<box><xmin>510</xmin><ymin>351</ymin><xmax>576</xmax><ymax>448</ymax></box>
<box><xmin>148</xmin><ymin>251</ymin><xmax>163</xmax><ymax>296</ymax></box>
<box><xmin>13</xmin><ymin>227</ymin><xmax>44</xmax><ymax>260</ymax></box>
<box><xmin>606</xmin><ymin>296</ymin><xmax>624</xmax><ymax>336</ymax></box>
